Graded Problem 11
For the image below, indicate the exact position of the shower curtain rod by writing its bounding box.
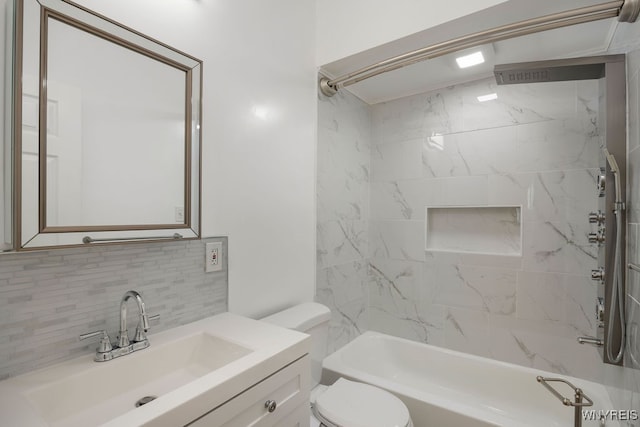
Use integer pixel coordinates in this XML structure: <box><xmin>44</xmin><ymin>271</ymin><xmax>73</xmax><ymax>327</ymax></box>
<box><xmin>319</xmin><ymin>0</ymin><xmax>639</xmax><ymax>97</ymax></box>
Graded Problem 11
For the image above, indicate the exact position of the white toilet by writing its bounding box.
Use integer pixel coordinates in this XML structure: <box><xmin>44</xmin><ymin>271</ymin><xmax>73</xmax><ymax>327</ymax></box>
<box><xmin>261</xmin><ymin>303</ymin><xmax>413</xmax><ymax>427</ymax></box>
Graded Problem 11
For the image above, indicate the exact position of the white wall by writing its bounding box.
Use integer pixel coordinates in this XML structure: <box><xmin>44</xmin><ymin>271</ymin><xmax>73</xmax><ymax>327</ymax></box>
<box><xmin>73</xmin><ymin>0</ymin><xmax>317</xmax><ymax>317</ymax></box>
<box><xmin>315</xmin><ymin>0</ymin><xmax>507</xmax><ymax>65</ymax></box>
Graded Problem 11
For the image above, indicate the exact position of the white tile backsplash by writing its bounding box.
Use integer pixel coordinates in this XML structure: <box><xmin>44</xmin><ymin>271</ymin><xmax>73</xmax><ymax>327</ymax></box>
<box><xmin>0</xmin><ymin>237</ymin><xmax>228</xmax><ymax>380</ymax></box>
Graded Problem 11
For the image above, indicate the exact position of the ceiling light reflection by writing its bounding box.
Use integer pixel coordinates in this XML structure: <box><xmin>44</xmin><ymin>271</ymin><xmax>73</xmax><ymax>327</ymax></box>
<box><xmin>252</xmin><ymin>106</ymin><xmax>270</xmax><ymax>121</ymax></box>
<box><xmin>456</xmin><ymin>51</ymin><xmax>485</xmax><ymax>69</ymax></box>
<box><xmin>477</xmin><ymin>93</ymin><xmax>498</xmax><ymax>102</ymax></box>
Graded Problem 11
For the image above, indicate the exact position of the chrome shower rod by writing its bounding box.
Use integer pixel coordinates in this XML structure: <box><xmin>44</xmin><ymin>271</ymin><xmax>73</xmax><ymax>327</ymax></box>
<box><xmin>319</xmin><ymin>0</ymin><xmax>639</xmax><ymax>96</ymax></box>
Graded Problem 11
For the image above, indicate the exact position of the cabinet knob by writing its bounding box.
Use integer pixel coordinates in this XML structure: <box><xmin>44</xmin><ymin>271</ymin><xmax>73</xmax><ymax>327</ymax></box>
<box><xmin>264</xmin><ymin>400</ymin><xmax>277</xmax><ymax>413</ymax></box>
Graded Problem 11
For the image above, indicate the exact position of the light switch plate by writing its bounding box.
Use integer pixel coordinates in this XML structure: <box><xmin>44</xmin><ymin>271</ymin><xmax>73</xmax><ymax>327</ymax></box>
<box><xmin>205</xmin><ymin>242</ymin><xmax>222</xmax><ymax>272</ymax></box>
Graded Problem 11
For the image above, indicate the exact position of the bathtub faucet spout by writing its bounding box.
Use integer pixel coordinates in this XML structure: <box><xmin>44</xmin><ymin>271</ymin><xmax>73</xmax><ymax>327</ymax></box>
<box><xmin>577</xmin><ymin>336</ymin><xmax>603</xmax><ymax>347</ymax></box>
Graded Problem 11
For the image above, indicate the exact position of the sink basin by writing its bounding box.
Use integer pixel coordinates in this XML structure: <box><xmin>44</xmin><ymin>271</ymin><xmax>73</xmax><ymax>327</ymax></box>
<box><xmin>25</xmin><ymin>332</ymin><xmax>251</xmax><ymax>427</ymax></box>
<box><xmin>0</xmin><ymin>313</ymin><xmax>310</xmax><ymax>427</ymax></box>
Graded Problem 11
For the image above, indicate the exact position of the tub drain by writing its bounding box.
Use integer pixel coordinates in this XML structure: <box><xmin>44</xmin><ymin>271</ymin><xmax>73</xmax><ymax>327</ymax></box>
<box><xmin>135</xmin><ymin>396</ymin><xmax>157</xmax><ymax>408</ymax></box>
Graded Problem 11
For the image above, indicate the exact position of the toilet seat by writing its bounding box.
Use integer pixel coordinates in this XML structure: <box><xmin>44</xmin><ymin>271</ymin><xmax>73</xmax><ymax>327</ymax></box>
<box><xmin>313</xmin><ymin>378</ymin><xmax>411</xmax><ymax>427</ymax></box>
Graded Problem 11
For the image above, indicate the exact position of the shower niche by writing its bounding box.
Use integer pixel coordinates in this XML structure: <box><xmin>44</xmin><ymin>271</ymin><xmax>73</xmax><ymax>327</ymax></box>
<box><xmin>425</xmin><ymin>206</ymin><xmax>522</xmax><ymax>256</ymax></box>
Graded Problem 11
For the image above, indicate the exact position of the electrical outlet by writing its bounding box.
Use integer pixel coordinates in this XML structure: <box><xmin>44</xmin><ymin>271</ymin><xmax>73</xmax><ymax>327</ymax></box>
<box><xmin>205</xmin><ymin>242</ymin><xmax>222</xmax><ymax>272</ymax></box>
<box><xmin>175</xmin><ymin>206</ymin><xmax>184</xmax><ymax>223</ymax></box>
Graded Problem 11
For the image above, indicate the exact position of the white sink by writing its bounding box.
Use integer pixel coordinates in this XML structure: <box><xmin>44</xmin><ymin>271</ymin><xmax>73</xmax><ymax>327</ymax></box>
<box><xmin>0</xmin><ymin>313</ymin><xmax>310</xmax><ymax>427</ymax></box>
<box><xmin>26</xmin><ymin>332</ymin><xmax>251</xmax><ymax>427</ymax></box>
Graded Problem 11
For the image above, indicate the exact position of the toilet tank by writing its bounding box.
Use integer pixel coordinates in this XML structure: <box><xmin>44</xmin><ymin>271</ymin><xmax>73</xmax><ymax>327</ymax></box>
<box><xmin>261</xmin><ymin>303</ymin><xmax>331</xmax><ymax>387</ymax></box>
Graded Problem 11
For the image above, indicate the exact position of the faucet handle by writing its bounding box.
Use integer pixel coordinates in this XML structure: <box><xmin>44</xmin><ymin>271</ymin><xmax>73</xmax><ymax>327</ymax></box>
<box><xmin>79</xmin><ymin>330</ymin><xmax>113</xmax><ymax>353</ymax></box>
<box><xmin>133</xmin><ymin>314</ymin><xmax>160</xmax><ymax>342</ymax></box>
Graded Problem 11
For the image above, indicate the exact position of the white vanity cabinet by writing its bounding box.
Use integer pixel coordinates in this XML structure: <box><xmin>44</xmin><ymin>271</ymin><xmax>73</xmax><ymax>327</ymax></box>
<box><xmin>0</xmin><ymin>313</ymin><xmax>311</xmax><ymax>427</ymax></box>
<box><xmin>187</xmin><ymin>355</ymin><xmax>310</xmax><ymax>427</ymax></box>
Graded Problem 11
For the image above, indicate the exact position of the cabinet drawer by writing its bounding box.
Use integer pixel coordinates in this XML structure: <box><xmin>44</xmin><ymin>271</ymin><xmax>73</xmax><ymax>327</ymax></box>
<box><xmin>188</xmin><ymin>355</ymin><xmax>310</xmax><ymax>427</ymax></box>
<box><xmin>272</xmin><ymin>403</ymin><xmax>310</xmax><ymax>427</ymax></box>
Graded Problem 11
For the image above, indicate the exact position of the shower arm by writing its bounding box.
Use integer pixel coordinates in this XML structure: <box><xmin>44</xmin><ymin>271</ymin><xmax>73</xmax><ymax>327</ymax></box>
<box><xmin>319</xmin><ymin>0</ymin><xmax>639</xmax><ymax>96</ymax></box>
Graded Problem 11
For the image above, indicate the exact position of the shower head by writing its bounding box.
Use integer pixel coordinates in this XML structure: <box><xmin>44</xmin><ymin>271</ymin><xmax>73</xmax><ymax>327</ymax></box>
<box><xmin>602</xmin><ymin>146</ymin><xmax>623</xmax><ymax>207</ymax></box>
<box><xmin>602</xmin><ymin>146</ymin><xmax>620</xmax><ymax>176</ymax></box>
<box><xmin>494</xmin><ymin>57</ymin><xmax>606</xmax><ymax>85</ymax></box>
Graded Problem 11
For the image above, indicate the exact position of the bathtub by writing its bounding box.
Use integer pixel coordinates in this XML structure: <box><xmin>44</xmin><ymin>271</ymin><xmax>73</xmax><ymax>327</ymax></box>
<box><xmin>321</xmin><ymin>331</ymin><xmax>620</xmax><ymax>427</ymax></box>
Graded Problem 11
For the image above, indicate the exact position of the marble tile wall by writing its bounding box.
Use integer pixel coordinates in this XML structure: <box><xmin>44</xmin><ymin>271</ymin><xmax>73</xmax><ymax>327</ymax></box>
<box><xmin>316</xmin><ymin>88</ymin><xmax>371</xmax><ymax>354</ymax></box>
<box><xmin>318</xmin><ymin>74</ymin><xmax>606</xmax><ymax>382</ymax></box>
<box><xmin>0</xmin><ymin>237</ymin><xmax>228</xmax><ymax>380</ymax></box>
<box><xmin>369</xmin><ymin>77</ymin><xmax>602</xmax><ymax>382</ymax></box>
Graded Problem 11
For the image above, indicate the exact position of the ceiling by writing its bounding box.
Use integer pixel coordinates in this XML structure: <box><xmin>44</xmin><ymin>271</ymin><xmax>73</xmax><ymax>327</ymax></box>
<box><xmin>319</xmin><ymin>0</ymin><xmax>625</xmax><ymax>104</ymax></box>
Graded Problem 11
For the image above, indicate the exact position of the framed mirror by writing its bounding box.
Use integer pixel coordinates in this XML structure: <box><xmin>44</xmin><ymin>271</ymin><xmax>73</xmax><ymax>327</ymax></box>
<box><xmin>15</xmin><ymin>0</ymin><xmax>202</xmax><ymax>250</ymax></box>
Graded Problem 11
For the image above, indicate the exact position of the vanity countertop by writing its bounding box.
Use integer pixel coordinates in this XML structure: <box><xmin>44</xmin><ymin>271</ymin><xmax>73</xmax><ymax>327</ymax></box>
<box><xmin>0</xmin><ymin>313</ymin><xmax>310</xmax><ymax>427</ymax></box>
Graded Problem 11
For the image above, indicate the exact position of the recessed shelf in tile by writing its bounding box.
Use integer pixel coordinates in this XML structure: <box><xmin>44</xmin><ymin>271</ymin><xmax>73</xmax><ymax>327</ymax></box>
<box><xmin>425</xmin><ymin>206</ymin><xmax>522</xmax><ymax>256</ymax></box>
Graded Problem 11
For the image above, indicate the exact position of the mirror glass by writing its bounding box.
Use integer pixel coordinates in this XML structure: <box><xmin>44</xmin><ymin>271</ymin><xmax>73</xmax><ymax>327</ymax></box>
<box><xmin>17</xmin><ymin>0</ymin><xmax>202</xmax><ymax>249</ymax></box>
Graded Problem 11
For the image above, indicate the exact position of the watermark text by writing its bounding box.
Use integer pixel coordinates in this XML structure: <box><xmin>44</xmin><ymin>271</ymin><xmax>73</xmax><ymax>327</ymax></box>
<box><xmin>582</xmin><ymin>409</ymin><xmax>639</xmax><ymax>421</ymax></box>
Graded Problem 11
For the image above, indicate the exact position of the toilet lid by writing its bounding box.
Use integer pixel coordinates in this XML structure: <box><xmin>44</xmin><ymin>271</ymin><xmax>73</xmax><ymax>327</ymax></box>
<box><xmin>315</xmin><ymin>378</ymin><xmax>410</xmax><ymax>427</ymax></box>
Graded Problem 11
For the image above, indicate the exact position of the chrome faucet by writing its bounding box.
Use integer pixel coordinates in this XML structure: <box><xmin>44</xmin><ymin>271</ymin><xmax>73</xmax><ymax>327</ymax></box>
<box><xmin>118</xmin><ymin>290</ymin><xmax>150</xmax><ymax>348</ymax></box>
<box><xmin>80</xmin><ymin>290</ymin><xmax>158</xmax><ymax>362</ymax></box>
